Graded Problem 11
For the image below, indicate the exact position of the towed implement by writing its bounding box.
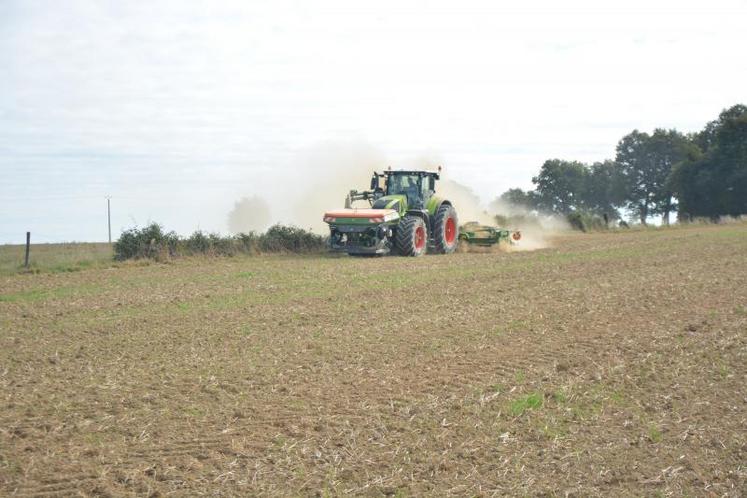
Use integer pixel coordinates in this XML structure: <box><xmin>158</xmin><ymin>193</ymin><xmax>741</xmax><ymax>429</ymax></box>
<box><xmin>459</xmin><ymin>222</ymin><xmax>521</xmax><ymax>247</ymax></box>
<box><xmin>323</xmin><ymin>168</ymin><xmax>458</xmax><ymax>257</ymax></box>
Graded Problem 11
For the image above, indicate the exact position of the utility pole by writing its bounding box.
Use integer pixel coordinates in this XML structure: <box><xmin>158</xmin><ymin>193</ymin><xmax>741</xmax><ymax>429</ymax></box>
<box><xmin>107</xmin><ymin>197</ymin><xmax>112</xmax><ymax>244</ymax></box>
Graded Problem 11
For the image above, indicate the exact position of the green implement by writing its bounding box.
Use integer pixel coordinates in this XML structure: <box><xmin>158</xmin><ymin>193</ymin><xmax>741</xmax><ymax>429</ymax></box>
<box><xmin>458</xmin><ymin>222</ymin><xmax>521</xmax><ymax>246</ymax></box>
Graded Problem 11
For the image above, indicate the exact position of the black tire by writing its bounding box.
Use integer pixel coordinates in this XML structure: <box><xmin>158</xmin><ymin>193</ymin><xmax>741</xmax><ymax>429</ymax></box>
<box><xmin>395</xmin><ymin>216</ymin><xmax>427</xmax><ymax>257</ymax></box>
<box><xmin>433</xmin><ymin>204</ymin><xmax>459</xmax><ymax>254</ymax></box>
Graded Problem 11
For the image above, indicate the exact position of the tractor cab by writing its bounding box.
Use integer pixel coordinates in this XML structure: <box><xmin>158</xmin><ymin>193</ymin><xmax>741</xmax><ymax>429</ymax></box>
<box><xmin>371</xmin><ymin>170</ymin><xmax>439</xmax><ymax>211</ymax></box>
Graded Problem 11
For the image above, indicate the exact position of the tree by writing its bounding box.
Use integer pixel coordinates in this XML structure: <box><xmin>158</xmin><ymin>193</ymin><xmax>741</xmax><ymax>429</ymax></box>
<box><xmin>692</xmin><ymin>104</ymin><xmax>747</xmax><ymax>153</ymax></box>
<box><xmin>497</xmin><ymin>188</ymin><xmax>538</xmax><ymax>210</ymax></box>
<box><xmin>227</xmin><ymin>196</ymin><xmax>271</xmax><ymax>233</ymax></box>
<box><xmin>615</xmin><ymin>129</ymin><xmax>690</xmax><ymax>224</ymax></box>
<box><xmin>584</xmin><ymin>160</ymin><xmax>626</xmax><ymax>220</ymax></box>
<box><xmin>672</xmin><ymin>105</ymin><xmax>747</xmax><ymax>219</ymax></box>
<box><xmin>647</xmin><ymin>129</ymin><xmax>694</xmax><ymax>224</ymax></box>
<box><xmin>531</xmin><ymin>159</ymin><xmax>589</xmax><ymax>214</ymax></box>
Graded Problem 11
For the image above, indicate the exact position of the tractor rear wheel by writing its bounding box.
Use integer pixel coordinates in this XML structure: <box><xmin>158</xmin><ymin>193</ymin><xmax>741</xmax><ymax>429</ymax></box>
<box><xmin>433</xmin><ymin>204</ymin><xmax>459</xmax><ymax>254</ymax></box>
<box><xmin>395</xmin><ymin>216</ymin><xmax>427</xmax><ymax>257</ymax></box>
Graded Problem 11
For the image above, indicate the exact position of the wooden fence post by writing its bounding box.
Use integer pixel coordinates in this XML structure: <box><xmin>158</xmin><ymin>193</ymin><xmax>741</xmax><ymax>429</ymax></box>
<box><xmin>24</xmin><ymin>232</ymin><xmax>30</xmax><ymax>268</ymax></box>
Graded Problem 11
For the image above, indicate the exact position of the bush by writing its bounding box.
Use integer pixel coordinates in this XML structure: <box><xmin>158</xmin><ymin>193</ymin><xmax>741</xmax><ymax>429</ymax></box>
<box><xmin>566</xmin><ymin>211</ymin><xmax>609</xmax><ymax>232</ymax></box>
<box><xmin>236</xmin><ymin>232</ymin><xmax>260</xmax><ymax>254</ymax></box>
<box><xmin>259</xmin><ymin>224</ymin><xmax>326</xmax><ymax>253</ymax></box>
<box><xmin>114</xmin><ymin>223</ymin><xmax>325</xmax><ymax>261</ymax></box>
<box><xmin>114</xmin><ymin>223</ymin><xmax>179</xmax><ymax>260</ymax></box>
<box><xmin>184</xmin><ymin>231</ymin><xmax>211</xmax><ymax>254</ymax></box>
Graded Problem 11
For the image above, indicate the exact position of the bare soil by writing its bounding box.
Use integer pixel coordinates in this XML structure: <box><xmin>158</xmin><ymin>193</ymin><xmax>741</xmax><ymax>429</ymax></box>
<box><xmin>1</xmin><ymin>223</ymin><xmax>745</xmax><ymax>496</ymax></box>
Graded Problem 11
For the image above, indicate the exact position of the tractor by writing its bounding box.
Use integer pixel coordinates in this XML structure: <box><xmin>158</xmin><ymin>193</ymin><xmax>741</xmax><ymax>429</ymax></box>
<box><xmin>323</xmin><ymin>168</ymin><xmax>458</xmax><ymax>256</ymax></box>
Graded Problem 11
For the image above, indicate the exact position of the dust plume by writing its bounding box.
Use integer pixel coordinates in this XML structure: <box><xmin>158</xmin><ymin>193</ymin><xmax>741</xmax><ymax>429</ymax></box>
<box><xmin>228</xmin><ymin>142</ymin><xmax>568</xmax><ymax>253</ymax></box>
<box><xmin>405</xmin><ymin>153</ymin><xmax>495</xmax><ymax>225</ymax></box>
<box><xmin>289</xmin><ymin>141</ymin><xmax>387</xmax><ymax>232</ymax></box>
<box><xmin>227</xmin><ymin>195</ymin><xmax>271</xmax><ymax>233</ymax></box>
<box><xmin>405</xmin><ymin>154</ymin><xmax>566</xmax><ymax>251</ymax></box>
<box><xmin>487</xmin><ymin>198</ymin><xmax>569</xmax><ymax>251</ymax></box>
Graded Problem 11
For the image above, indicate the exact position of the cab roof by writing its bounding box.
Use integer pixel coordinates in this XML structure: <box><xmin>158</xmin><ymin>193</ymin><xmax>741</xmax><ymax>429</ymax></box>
<box><xmin>382</xmin><ymin>169</ymin><xmax>440</xmax><ymax>179</ymax></box>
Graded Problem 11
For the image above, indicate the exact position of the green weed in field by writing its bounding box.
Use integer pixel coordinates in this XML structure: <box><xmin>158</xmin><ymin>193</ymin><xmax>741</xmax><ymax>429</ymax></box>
<box><xmin>648</xmin><ymin>425</ymin><xmax>662</xmax><ymax>443</ymax></box>
<box><xmin>0</xmin><ymin>285</ymin><xmax>91</xmax><ymax>303</ymax></box>
<box><xmin>551</xmin><ymin>390</ymin><xmax>567</xmax><ymax>403</ymax></box>
<box><xmin>717</xmin><ymin>362</ymin><xmax>731</xmax><ymax>379</ymax></box>
<box><xmin>539</xmin><ymin>420</ymin><xmax>568</xmax><ymax>440</ymax></box>
<box><xmin>183</xmin><ymin>406</ymin><xmax>204</xmax><ymax>418</ymax></box>
<box><xmin>509</xmin><ymin>393</ymin><xmax>543</xmax><ymax>417</ymax></box>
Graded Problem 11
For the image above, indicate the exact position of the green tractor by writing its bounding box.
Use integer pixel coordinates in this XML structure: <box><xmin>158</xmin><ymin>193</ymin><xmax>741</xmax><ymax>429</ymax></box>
<box><xmin>323</xmin><ymin>168</ymin><xmax>459</xmax><ymax>256</ymax></box>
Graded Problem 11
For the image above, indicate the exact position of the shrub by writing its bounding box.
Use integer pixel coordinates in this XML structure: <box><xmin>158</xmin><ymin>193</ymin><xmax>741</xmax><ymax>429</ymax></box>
<box><xmin>185</xmin><ymin>230</ymin><xmax>211</xmax><ymax>254</ymax></box>
<box><xmin>114</xmin><ymin>223</ymin><xmax>325</xmax><ymax>261</ymax></box>
<box><xmin>208</xmin><ymin>232</ymin><xmax>238</xmax><ymax>256</ymax></box>
<box><xmin>114</xmin><ymin>223</ymin><xmax>179</xmax><ymax>260</ymax></box>
<box><xmin>566</xmin><ymin>211</ymin><xmax>609</xmax><ymax>232</ymax></box>
<box><xmin>236</xmin><ymin>232</ymin><xmax>260</xmax><ymax>254</ymax></box>
<box><xmin>259</xmin><ymin>224</ymin><xmax>326</xmax><ymax>253</ymax></box>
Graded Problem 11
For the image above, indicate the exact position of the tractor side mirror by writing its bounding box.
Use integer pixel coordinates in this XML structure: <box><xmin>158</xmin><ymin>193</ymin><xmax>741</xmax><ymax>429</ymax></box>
<box><xmin>429</xmin><ymin>177</ymin><xmax>435</xmax><ymax>191</ymax></box>
<box><xmin>370</xmin><ymin>174</ymin><xmax>378</xmax><ymax>190</ymax></box>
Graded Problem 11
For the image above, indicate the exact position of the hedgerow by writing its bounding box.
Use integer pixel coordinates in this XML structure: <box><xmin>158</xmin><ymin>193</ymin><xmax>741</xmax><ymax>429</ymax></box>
<box><xmin>114</xmin><ymin>223</ymin><xmax>325</xmax><ymax>261</ymax></box>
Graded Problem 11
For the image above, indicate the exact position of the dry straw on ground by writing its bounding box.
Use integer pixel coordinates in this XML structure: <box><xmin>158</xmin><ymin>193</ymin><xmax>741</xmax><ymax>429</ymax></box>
<box><xmin>0</xmin><ymin>222</ymin><xmax>745</xmax><ymax>496</ymax></box>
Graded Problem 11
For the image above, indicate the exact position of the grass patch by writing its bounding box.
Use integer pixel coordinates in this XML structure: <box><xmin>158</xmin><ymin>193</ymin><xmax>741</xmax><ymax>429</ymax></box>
<box><xmin>183</xmin><ymin>406</ymin><xmax>205</xmax><ymax>418</ymax></box>
<box><xmin>551</xmin><ymin>390</ymin><xmax>567</xmax><ymax>403</ymax></box>
<box><xmin>509</xmin><ymin>393</ymin><xmax>543</xmax><ymax>417</ymax></box>
<box><xmin>0</xmin><ymin>284</ymin><xmax>97</xmax><ymax>303</ymax></box>
<box><xmin>0</xmin><ymin>242</ymin><xmax>113</xmax><ymax>276</ymax></box>
<box><xmin>648</xmin><ymin>425</ymin><xmax>663</xmax><ymax>443</ymax></box>
<box><xmin>539</xmin><ymin>420</ymin><xmax>568</xmax><ymax>440</ymax></box>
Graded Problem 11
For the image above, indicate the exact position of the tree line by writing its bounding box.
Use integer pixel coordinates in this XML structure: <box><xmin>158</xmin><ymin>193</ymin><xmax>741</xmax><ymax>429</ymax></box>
<box><xmin>499</xmin><ymin>104</ymin><xmax>747</xmax><ymax>224</ymax></box>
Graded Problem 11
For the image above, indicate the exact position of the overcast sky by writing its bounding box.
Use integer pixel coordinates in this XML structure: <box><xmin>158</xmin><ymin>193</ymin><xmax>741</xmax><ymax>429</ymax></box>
<box><xmin>1</xmin><ymin>0</ymin><xmax>746</xmax><ymax>243</ymax></box>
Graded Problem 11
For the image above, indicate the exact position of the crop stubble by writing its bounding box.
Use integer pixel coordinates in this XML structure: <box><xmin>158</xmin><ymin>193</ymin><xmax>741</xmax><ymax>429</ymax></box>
<box><xmin>0</xmin><ymin>224</ymin><xmax>745</xmax><ymax>496</ymax></box>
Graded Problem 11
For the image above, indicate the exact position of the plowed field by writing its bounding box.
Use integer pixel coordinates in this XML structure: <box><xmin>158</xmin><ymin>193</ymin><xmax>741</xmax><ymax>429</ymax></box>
<box><xmin>1</xmin><ymin>223</ymin><xmax>745</xmax><ymax>496</ymax></box>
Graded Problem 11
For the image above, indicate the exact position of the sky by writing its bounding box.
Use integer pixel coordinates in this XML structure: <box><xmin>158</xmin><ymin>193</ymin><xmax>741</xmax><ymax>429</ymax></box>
<box><xmin>1</xmin><ymin>0</ymin><xmax>746</xmax><ymax>243</ymax></box>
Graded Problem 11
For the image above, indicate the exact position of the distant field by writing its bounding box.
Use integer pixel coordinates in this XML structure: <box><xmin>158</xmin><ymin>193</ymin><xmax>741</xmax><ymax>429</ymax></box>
<box><xmin>0</xmin><ymin>242</ymin><xmax>113</xmax><ymax>275</ymax></box>
<box><xmin>0</xmin><ymin>223</ymin><xmax>745</xmax><ymax>496</ymax></box>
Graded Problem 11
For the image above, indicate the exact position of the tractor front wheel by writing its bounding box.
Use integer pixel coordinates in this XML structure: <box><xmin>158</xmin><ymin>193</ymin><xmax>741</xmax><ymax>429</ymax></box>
<box><xmin>395</xmin><ymin>216</ymin><xmax>427</xmax><ymax>257</ymax></box>
<box><xmin>433</xmin><ymin>204</ymin><xmax>459</xmax><ymax>254</ymax></box>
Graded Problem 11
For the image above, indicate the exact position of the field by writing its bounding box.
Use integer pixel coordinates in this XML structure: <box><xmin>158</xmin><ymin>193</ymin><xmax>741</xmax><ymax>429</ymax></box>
<box><xmin>1</xmin><ymin>224</ymin><xmax>745</xmax><ymax>496</ymax></box>
<box><xmin>0</xmin><ymin>243</ymin><xmax>113</xmax><ymax>276</ymax></box>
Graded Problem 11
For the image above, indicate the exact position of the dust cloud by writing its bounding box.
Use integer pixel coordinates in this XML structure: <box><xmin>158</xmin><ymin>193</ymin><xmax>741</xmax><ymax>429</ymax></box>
<box><xmin>289</xmin><ymin>141</ymin><xmax>387</xmax><ymax>232</ymax></box>
<box><xmin>487</xmin><ymin>198</ymin><xmax>569</xmax><ymax>251</ymax></box>
<box><xmin>227</xmin><ymin>141</ymin><xmax>568</xmax><ymax>251</ymax></box>
<box><xmin>405</xmin><ymin>154</ymin><xmax>568</xmax><ymax>251</ymax></box>
<box><xmin>227</xmin><ymin>195</ymin><xmax>272</xmax><ymax>233</ymax></box>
